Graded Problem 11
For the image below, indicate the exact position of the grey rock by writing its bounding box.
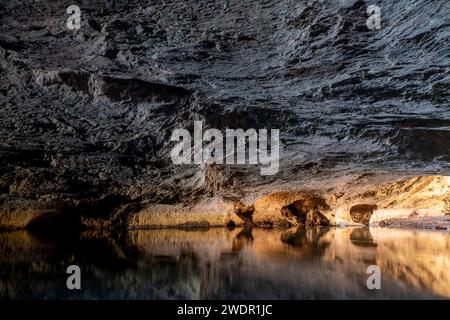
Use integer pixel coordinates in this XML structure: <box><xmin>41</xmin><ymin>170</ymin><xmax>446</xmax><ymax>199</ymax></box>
<box><xmin>0</xmin><ymin>0</ymin><xmax>449</xmax><ymax>229</ymax></box>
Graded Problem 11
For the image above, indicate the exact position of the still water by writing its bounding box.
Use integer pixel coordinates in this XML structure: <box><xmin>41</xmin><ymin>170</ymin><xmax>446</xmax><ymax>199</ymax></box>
<box><xmin>1</xmin><ymin>227</ymin><xmax>450</xmax><ymax>299</ymax></box>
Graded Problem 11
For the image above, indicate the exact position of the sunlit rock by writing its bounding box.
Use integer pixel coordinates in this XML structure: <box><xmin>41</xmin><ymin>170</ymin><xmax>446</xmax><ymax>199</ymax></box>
<box><xmin>253</xmin><ymin>192</ymin><xmax>332</xmax><ymax>227</ymax></box>
<box><xmin>349</xmin><ymin>204</ymin><xmax>377</xmax><ymax>226</ymax></box>
<box><xmin>129</xmin><ymin>196</ymin><xmax>239</xmax><ymax>229</ymax></box>
<box><xmin>334</xmin><ymin>175</ymin><xmax>450</xmax><ymax>226</ymax></box>
<box><xmin>444</xmin><ymin>197</ymin><xmax>450</xmax><ymax>216</ymax></box>
<box><xmin>233</xmin><ymin>202</ymin><xmax>255</xmax><ymax>226</ymax></box>
<box><xmin>281</xmin><ymin>199</ymin><xmax>330</xmax><ymax>227</ymax></box>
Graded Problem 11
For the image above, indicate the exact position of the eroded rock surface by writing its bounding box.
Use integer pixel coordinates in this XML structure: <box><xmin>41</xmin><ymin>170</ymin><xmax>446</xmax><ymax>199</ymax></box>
<box><xmin>1</xmin><ymin>0</ymin><xmax>449</xmax><ymax>230</ymax></box>
<box><xmin>233</xmin><ymin>202</ymin><xmax>255</xmax><ymax>226</ymax></box>
<box><xmin>444</xmin><ymin>198</ymin><xmax>450</xmax><ymax>216</ymax></box>
<box><xmin>349</xmin><ymin>204</ymin><xmax>378</xmax><ymax>226</ymax></box>
<box><xmin>281</xmin><ymin>197</ymin><xmax>331</xmax><ymax>227</ymax></box>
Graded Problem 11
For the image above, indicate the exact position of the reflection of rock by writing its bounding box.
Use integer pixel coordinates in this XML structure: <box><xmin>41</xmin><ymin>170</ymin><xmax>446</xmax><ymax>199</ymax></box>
<box><xmin>349</xmin><ymin>204</ymin><xmax>378</xmax><ymax>226</ymax></box>
<box><xmin>280</xmin><ymin>197</ymin><xmax>330</xmax><ymax>227</ymax></box>
<box><xmin>349</xmin><ymin>227</ymin><xmax>377</xmax><ymax>247</ymax></box>
<box><xmin>4</xmin><ymin>227</ymin><xmax>450</xmax><ymax>299</ymax></box>
<box><xmin>0</xmin><ymin>228</ymin><xmax>141</xmax><ymax>298</ymax></box>
<box><xmin>232</xmin><ymin>228</ymin><xmax>253</xmax><ymax>252</ymax></box>
<box><xmin>280</xmin><ymin>227</ymin><xmax>331</xmax><ymax>258</ymax></box>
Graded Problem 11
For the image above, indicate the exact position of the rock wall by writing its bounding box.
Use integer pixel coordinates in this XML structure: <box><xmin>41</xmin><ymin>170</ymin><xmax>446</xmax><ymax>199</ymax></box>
<box><xmin>1</xmin><ymin>0</ymin><xmax>449</xmax><ymax>230</ymax></box>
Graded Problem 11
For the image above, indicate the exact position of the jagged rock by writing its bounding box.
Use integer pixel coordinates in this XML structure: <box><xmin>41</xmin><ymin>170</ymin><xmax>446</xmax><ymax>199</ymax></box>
<box><xmin>0</xmin><ymin>0</ymin><xmax>449</xmax><ymax>230</ymax></box>
<box><xmin>233</xmin><ymin>202</ymin><xmax>255</xmax><ymax>226</ymax></box>
<box><xmin>253</xmin><ymin>192</ymin><xmax>333</xmax><ymax>226</ymax></box>
<box><xmin>306</xmin><ymin>210</ymin><xmax>330</xmax><ymax>227</ymax></box>
<box><xmin>35</xmin><ymin>70</ymin><xmax>91</xmax><ymax>92</ymax></box>
<box><xmin>444</xmin><ymin>198</ymin><xmax>450</xmax><ymax>216</ymax></box>
<box><xmin>378</xmin><ymin>216</ymin><xmax>450</xmax><ymax>230</ymax></box>
<box><xmin>409</xmin><ymin>210</ymin><xmax>420</xmax><ymax>218</ymax></box>
<box><xmin>0</xmin><ymin>34</ymin><xmax>23</xmax><ymax>51</ymax></box>
<box><xmin>191</xmin><ymin>163</ymin><xmax>235</xmax><ymax>195</ymax></box>
<box><xmin>349</xmin><ymin>204</ymin><xmax>378</xmax><ymax>226</ymax></box>
<box><xmin>280</xmin><ymin>197</ymin><xmax>331</xmax><ymax>227</ymax></box>
<box><xmin>35</xmin><ymin>70</ymin><xmax>192</xmax><ymax>103</ymax></box>
<box><xmin>87</xmin><ymin>75</ymin><xmax>193</xmax><ymax>103</ymax></box>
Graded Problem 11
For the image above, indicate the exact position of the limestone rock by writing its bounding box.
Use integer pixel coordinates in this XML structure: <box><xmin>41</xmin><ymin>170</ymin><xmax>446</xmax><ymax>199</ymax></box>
<box><xmin>349</xmin><ymin>204</ymin><xmax>378</xmax><ymax>226</ymax></box>
<box><xmin>233</xmin><ymin>202</ymin><xmax>255</xmax><ymax>226</ymax></box>
<box><xmin>280</xmin><ymin>198</ymin><xmax>331</xmax><ymax>227</ymax></box>
<box><xmin>1</xmin><ymin>0</ymin><xmax>449</xmax><ymax>231</ymax></box>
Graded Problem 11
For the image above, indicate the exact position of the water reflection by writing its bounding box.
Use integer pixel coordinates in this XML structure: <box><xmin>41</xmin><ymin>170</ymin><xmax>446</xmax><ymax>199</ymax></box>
<box><xmin>0</xmin><ymin>227</ymin><xmax>449</xmax><ymax>299</ymax></box>
<box><xmin>280</xmin><ymin>227</ymin><xmax>331</xmax><ymax>260</ymax></box>
<box><xmin>349</xmin><ymin>227</ymin><xmax>378</xmax><ymax>248</ymax></box>
<box><xmin>232</xmin><ymin>228</ymin><xmax>253</xmax><ymax>253</ymax></box>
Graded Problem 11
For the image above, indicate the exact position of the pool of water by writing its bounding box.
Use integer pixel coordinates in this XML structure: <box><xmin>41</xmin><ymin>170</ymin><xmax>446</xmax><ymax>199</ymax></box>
<box><xmin>1</xmin><ymin>227</ymin><xmax>449</xmax><ymax>299</ymax></box>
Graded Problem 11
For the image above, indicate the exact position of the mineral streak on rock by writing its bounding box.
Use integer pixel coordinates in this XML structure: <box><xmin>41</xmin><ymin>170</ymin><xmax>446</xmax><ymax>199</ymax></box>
<box><xmin>0</xmin><ymin>0</ymin><xmax>449</xmax><ymax>230</ymax></box>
